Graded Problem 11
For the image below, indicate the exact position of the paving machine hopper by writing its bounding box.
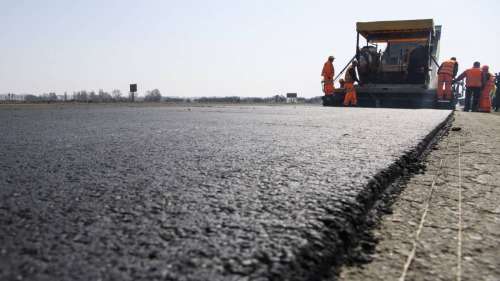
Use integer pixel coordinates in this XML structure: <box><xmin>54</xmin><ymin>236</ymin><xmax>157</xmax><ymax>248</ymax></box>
<box><xmin>323</xmin><ymin>19</ymin><xmax>451</xmax><ymax>108</ymax></box>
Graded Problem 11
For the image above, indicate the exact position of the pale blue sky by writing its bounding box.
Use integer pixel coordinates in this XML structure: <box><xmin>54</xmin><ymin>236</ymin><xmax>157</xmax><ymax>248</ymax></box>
<box><xmin>1</xmin><ymin>0</ymin><xmax>498</xmax><ymax>97</ymax></box>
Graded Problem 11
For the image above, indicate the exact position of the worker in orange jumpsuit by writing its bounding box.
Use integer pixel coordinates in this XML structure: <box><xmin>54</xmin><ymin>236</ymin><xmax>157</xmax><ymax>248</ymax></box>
<box><xmin>321</xmin><ymin>56</ymin><xmax>335</xmax><ymax>95</ymax></box>
<box><xmin>479</xmin><ymin>65</ymin><xmax>494</xmax><ymax>112</ymax></box>
<box><xmin>454</xmin><ymin>62</ymin><xmax>483</xmax><ymax>112</ymax></box>
<box><xmin>343</xmin><ymin>60</ymin><xmax>359</xmax><ymax>106</ymax></box>
<box><xmin>437</xmin><ymin>57</ymin><xmax>458</xmax><ymax>100</ymax></box>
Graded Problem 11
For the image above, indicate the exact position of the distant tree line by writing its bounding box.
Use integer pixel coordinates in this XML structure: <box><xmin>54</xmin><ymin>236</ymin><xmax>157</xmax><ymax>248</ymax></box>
<box><xmin>1</xmin><ymin>89</ymin><xmax>164</xmax><ymax>103</ymax></box>
<box><xmin>20</xmin><ymin>90</ymin><xmax>126</xmax><ymax>103</ymax></box>
<box><xmin>1</xmin><ymin>90</ymin><xmax>323</xmax><ymax>104</ymax></box>
<box><xmin>24</xmin><ymin>93</ymin><xmax>59</xmax><ymax>102</ymax></box>
<box><xmin>192</xmin><ymin>95</ymin><xmax>320</xmax><ymax>104</ymax></box>
<box><xmin>144</xmin><ymin>89</ymin><xmax>162</xmax><ymax>102</ymax></box>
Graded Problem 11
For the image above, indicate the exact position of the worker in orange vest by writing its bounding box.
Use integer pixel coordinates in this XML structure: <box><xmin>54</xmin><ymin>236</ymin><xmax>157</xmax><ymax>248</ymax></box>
<box><xmin>437</xmin><ymin>57</ymin><xmax>458</xmax><ymax>100</ymax></box>
<box><xmin>321</xmin><ymin>56</ymin><xmax>335</xmax><ymax>95</ymax></box>
<box><xmin>343</xmin><ymin>60</ymin><xmax>359</xmax><ymax>106</ymax></box>
<box><xmin>454</xmin><ymin>62</ymin><xmax>483</xmax><ymax>112</ymax></box>
<box><xmin>479</xmin><ymin>65</ymin><xmax>494</xmax><ymax>112</ymax></box>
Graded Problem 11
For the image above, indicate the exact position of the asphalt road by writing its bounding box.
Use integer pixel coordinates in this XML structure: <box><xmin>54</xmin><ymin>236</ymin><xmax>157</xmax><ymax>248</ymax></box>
<box><xmin>0</xmin><ymin>105</ymin><xmax>450</xmax><ymax>281</ymax></box>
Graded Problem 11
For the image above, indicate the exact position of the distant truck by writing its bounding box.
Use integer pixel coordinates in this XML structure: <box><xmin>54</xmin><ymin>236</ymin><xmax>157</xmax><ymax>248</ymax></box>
<box><xmin>323</xmin><ymin>19</ymin><xmax>455</xmax><ymax>109</ymax></box>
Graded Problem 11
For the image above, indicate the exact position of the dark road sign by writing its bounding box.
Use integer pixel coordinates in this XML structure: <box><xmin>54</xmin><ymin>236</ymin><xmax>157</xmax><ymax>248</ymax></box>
<box><xmin>130</xmin><ymin>84</ymin><xmax>137</xmax><ymax>93</ymax></box>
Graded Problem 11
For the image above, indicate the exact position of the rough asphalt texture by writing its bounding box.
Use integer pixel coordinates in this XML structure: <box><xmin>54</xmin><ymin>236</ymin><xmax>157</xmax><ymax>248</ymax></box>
<box><xmin>0</xmin><ymin>105</ymin><xmax>450</xmax><ymax>281</ymax></box>
<box><xmin>339</xmin><ymin>111</ymin><xmax>500</xmax><ymax>281</ymax></box>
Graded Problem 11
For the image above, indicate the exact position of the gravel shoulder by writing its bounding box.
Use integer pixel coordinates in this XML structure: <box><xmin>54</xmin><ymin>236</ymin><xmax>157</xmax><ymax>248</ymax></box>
<box><xmin>339</xmin><ymin>111</ymin><xmax>500</xmax><ymax>281</ymax></box>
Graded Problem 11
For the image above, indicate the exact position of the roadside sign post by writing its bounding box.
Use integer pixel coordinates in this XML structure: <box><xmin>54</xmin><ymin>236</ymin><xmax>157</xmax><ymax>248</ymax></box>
<box><xmin>130</xmin><ymin>84</ymin><xmax>137</xmax><ymax>102</ymax></box>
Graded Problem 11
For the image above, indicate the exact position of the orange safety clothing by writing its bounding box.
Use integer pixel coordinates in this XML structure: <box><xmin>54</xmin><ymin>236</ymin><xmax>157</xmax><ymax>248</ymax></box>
<box><xmin>321</xmin><ymin>61</ymin><xmax>335</xmax><ymax>80</ymax></box>
<box><xmin>457</xmin><ymin>68</ymin><xmax>483</xmax><ymax>87</ymax></box>
<box><xmin>438</xmin><ymin>60</ymin><xmax>456</xmax><ymax>76</ymax></box>
<box><xmin>322</xmin><ymin>61</ymin><xmax>335</xmax><ymax>95</ymax></box>
<box><xmin>323</xmin><ymin>82</ymin><xmax>335</xmax><ymax>95</ymax></box>
<box><xmin>479</xmin><ymin>73</ymin><xmax>494</xmax><ymax>112</ymax></box>
<box><xmin>437</xmin><ymin>74</ymin><xmax>453</xmax><ymax>100</ymax></box>
<box><xmin>343</xmin><ymin>82</ymin><xmax>357</xmax><ymax>106</ymax></box>
<box><xmin>465</xmin><ymin>68</ymin><xmax>482</xmax><ymax>87</ymax></box>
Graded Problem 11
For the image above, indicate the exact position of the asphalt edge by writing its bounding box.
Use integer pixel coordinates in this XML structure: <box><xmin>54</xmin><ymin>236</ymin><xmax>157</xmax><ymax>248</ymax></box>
<box><xmin>272</xmin><ymin>110</ymin><xmax>455</xmax><ymax>281</ymax></box>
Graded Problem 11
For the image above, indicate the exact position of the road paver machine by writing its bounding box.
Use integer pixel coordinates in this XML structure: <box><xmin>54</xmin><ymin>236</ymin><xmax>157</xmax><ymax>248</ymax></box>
<box><xmin>323</xmin><ymin>19</ymin><xmax>454</xmax><ymax>108</ymax></box>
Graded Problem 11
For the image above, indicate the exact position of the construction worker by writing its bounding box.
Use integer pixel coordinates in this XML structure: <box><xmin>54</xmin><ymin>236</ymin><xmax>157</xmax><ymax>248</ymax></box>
<box><xmin>454</xmin><ymin>62</ymin><xmax>482</xmax><ymax>112</ymax></box>
<box><xmin>478</xmin><ymin>65</ymin><xmax>494</xmax><ymax>112</ymax></box>
<box><xmin>495</xmin><ymin>74</ymin><xmax>500</xmax><ymax>112</ymax></box>
<box><xmin>437</xmin><ymin>57</ymin><xmax>458</xmax><ymax>100</ymax></box>
<box><xmin>321</xmin><ymin>56</ymin><xmax>335</xmax><ymax>96</ymax></box>
<box><xmin>343</xmin><ymin>60</ymin><xmax>359</xmax><ymax>106</ymax></box>
<box><xmin>338</xmin><ymin>78</ymin><xmax>345</xmax><ymax>89</ymax></box>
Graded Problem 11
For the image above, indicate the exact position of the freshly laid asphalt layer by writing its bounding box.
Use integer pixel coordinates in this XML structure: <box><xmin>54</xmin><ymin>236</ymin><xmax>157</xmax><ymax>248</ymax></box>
<box><xmin>0</xmin><ymin>105</ymin><xmax>451</xmax><ymax>281</ymax></box>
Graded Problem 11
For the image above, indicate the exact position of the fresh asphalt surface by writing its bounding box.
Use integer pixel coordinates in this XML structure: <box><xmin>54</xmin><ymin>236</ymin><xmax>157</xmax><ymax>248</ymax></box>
<box><xmin>0</xmin><ymin>105</ymin><xmax>450</xmax><ymax>281</ymax></box>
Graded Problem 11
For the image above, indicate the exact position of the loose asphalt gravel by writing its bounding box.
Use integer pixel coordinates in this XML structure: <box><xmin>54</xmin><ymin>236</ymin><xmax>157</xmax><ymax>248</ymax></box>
<box><xmin>0</xmin><ymin>105</ymin><xmax>451</xmax><ymax>281</ymax></box>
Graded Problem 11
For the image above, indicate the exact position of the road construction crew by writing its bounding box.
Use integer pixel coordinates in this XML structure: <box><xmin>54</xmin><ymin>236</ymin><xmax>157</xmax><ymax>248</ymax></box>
<box><xmin>343</xmin><ymin>60</ymin><xmax>359</xmax><ymax>106</ymax></box>
<box><xmin>321</xmin><ymin>56</ymin><xmax>335</xmax><ymax>96</ymax></box>
<box><xmin>454</xmin><ymin>62</ymin><xmax>482</xmax><ymax>112</ymax></box>
<box><xmin>437</xmin><ymin>57</ymin><xmax>458</xmax><ymax>100</ymax></box>
<box><xmin>479</xmin><ymin>65</ymin><xmax>494</xmax><ymax>112</ymax></box>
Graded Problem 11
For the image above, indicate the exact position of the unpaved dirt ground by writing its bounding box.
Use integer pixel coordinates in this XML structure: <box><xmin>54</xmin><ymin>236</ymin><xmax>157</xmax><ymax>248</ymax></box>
<box><xmin>0</xmin><ymin>105</ymin><xmax>450</xmax><ymax>281</ymax></box>
<box><xmin>339</xmin><ymin>111</ymin><xmax>500</xmax><ymax>281</ymax></box>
